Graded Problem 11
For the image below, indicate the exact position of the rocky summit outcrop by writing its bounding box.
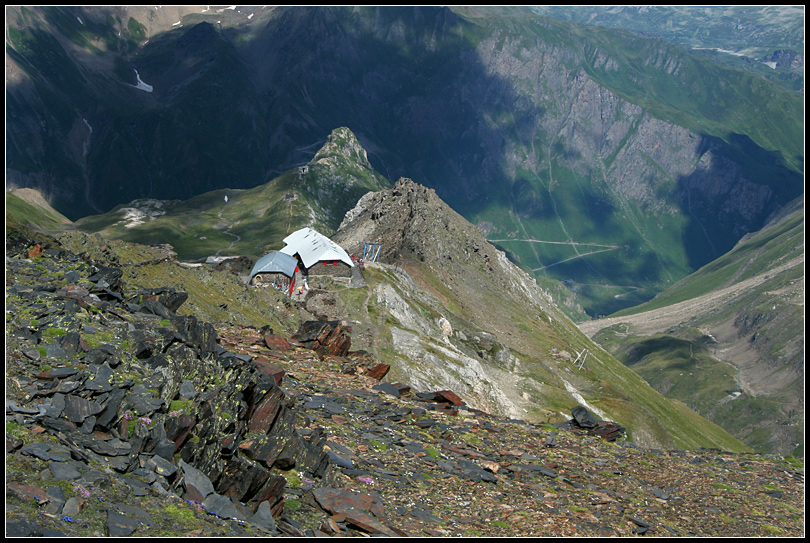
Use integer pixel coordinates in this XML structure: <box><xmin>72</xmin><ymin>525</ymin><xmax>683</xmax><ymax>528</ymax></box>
<box><xmin>335</xmin><ymin>177</ymin><xmax>555</xmax><ymax>315</ymax></box>
<box><xmin>5</xmin><ymin>228</ymin><xmax>804</xmax><ymax>537</ymax></box>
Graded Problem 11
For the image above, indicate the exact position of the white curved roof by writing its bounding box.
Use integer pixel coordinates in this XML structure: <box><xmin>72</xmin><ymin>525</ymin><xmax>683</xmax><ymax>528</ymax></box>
<box><xmin>280</xmin><ymin>227</ymin><xmax>354</xmax><ymax>269</ymax></box>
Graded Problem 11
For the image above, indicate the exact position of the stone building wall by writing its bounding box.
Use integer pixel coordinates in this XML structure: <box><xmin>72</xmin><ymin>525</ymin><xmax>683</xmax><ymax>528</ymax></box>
<box><xmin>307</xmin><ymin>261</ymin><xmax>352</xmax><ymax>278</ymax></box>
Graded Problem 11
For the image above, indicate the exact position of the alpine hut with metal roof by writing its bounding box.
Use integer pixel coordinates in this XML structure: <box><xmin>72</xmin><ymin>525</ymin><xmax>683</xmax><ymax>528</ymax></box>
<box><xmin>249</xmin><ymin>250</ymin><xmax>299</xmax><ymax>294</ymax></box>
<box><xmin>280</xmin><ymin>227</ymin><xmax>354</xmax><ymax>278</ymax></box>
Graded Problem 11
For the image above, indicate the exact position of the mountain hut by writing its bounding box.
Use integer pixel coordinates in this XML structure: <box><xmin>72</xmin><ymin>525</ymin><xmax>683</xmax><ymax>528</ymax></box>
<box><xmin>279</xmin><ymin>227</ymin><xmax>354</xmax><ymax>278</ymax></box>
<box><xmin>249</xmin><ymin>251</ymin><xmax>299</xmax><ymax>295</ymax></box>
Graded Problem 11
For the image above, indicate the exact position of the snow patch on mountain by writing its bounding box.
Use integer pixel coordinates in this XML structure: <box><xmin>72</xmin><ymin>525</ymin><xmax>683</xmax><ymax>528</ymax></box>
<box><xmin>133</xmin><ymin>70</ymin><xmax>153</xmax><ymax>93</ymax></box>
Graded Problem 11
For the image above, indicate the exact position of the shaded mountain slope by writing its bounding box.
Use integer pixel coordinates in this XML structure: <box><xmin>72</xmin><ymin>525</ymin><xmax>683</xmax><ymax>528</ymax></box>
<box><xmin>5</xmin><ymin>5</ymin><xmax>804</xmax><ymax>316</ymax></box>
<box><xmin>6</xmin><ymin>188</ymin><xmax>74</xmax><ymax>233</ymax></box>
<box><xmin>73</xmin><ymin>128</ymin><xmax>390</xmax><ymax>261</ymax></box>
<box><xmin>580</xmin><ymin>197</ymin><xmax>804</xmax><ymax>455</ymax></box>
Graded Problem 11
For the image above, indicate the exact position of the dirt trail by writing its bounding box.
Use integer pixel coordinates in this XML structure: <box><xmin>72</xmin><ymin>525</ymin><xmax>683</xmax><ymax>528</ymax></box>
<box><xmin>214</xmin><ymin>209</ymin><xmax>241</xmax><ymax>256</ymax></box>
<box><xmin>577</xmin><ymin>254</ymin><xmax>804</xmax><ymax>338</ymax></box>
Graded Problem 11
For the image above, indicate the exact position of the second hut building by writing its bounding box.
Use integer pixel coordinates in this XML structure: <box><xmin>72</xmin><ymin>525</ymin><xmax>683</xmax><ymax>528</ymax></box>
<box><xmin>280</xmin><ymin>227</ymin><xmax>354</xmax><ymax>279</ymax></box>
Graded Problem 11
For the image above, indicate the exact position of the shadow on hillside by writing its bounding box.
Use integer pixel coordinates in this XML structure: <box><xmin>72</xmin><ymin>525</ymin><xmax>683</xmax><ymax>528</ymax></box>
<box><xmin>676</xmin><ymin>133</ymin><xmax>804</xmax><ymax>271</ymax></box>
<box><xmin>245</xmin><ymin>6</ymin><xmax>539</xmax><ymax>217</ymax></box>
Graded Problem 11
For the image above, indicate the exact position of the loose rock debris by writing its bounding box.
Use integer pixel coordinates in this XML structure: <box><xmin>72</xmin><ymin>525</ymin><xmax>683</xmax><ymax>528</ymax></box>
<box><xmin>5</xmin><ymin>237</ymin><xmax>805</xmax><ymax>537</ymax></box>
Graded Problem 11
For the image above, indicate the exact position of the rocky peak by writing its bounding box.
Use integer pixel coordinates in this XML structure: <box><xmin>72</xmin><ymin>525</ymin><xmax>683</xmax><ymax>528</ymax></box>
<box><xmin>337</xmin><ymin>177</ymin><xmax>483</xmax><ymax>264</ymax></box>
<box><xmin>311</xmin><ymin>127</ymin><xmax>372</xmax><ymax>171</ymax></box>
<box><xmin>335</xmin><ymin>177</ymin><xmax>552</xmax><ymax>311</ymax></box>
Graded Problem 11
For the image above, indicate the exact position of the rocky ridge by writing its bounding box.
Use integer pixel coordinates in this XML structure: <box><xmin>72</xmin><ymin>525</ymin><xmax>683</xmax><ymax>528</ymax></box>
<box><xmin>330</xmin><ymin>178</ymin><xmax>750</xmax><ymax>453</ymax></box>
<box><xmin>5</xmin><ymin>231</ymin><xmax>804</xmax><ymax>537</ymax></box>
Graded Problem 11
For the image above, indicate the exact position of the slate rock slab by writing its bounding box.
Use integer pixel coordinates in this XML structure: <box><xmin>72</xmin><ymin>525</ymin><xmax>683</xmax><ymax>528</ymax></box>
<box><xmin>61</xmin><ymin>497</ymin><xmax>86</xmax><ymax>517</ymax></box>
<box><xmin>106</xmin><ymin>510</ymin><xmax>139</xmax><ymax>536</ymax></box>
<box><xmin>313</xmin><ymin>487</ymin><xmax>399</xmax><ymax>537</ymax></box>
<box><xmin>335</xmin><ymin>504</ymin><xmax>399</xmax><ymax>536</ymax></box>
<box><xmin>511</xmin><ymin>463</ymin><xmax>558</xmax><ymax>479</ymax></box>
<box><xmin>85</xmin><ymin>344</ymin><xmax>120</xmax><ymax>366</ymax></box>
<box><xmin>120</xmin><ymin>476</ymin><xmax>152</xmax><ymax>496</ymax></box>
<box><xmin>6</xmin><ymin>519</ymin><xmax>43</xmax><ymax>537</ymax></box>
<box><xmin>247</xmin><ymin>500</ymin><xmax>279</xmax><ymax>534</ymax></box>
<box><xmin>85</xmin><ymin>363</ymin><xmax>116</xmax><ymax>392</ymax></box>
<box><xmin>179</xmin><ymin>459</ymin><xmax>216</xmax><ymax>502</ymax></box>
<box><xmin>371</xmin><ymin>382</ymin><xmax>401</xmax><ymax>398</ymax></box>
<box><xmin>312</xmin><ymin>487</ymin><xmax>387</xmax><ymax>522</ymax></box>
<box><xmin>20</xmin><ymin>441</ymin><xmax>54</xmax><ymax>461</ymax></box>
<box><xmin>179</xmin><ymin>380</ymin><xmax>197</xmax><ymax>400</ymax></box>
<box><xmin>6</xmin><ymin>400</ymin><xmax>42</xmax><ymax>415</ymax></box>
<box><xmin>264</xmin><ymin>334</ymin><xmax>293</xmax><ymax>351</ymax></box>
<box><xmin>410</xmin><ymin>507</ymin><xmax>445</xmax><ymax>524</ymax></box>
<box><xmin>571</xmin><ymin>406</ymin><xmax>600</xmax><ymax>429</ymax></box>
<box><xmin>35</xmin><ymin>367</ymin><xmax>79</xmax><ymax>379</ymax></box>
<box><xmin>145</xmin><ymin>454</ymin><xmax>178</xmax><ymax>477</ymax></box>
<box><xmin>433</xmin><ymin>390</ymin><xmax>465</xmax><ymax>406</ymax></box>
<box><xmin>202</xmin><ymin>493</ymin><xmax>246</xmax><ymax>521</ymax></box>
<box><xmin>64</xmin><ymin>395</ymin><xmax>103</xmax><ymax>424</ymax></box>
<box><xmin>254</xmin><ymin>359</ymin><xmax>286</xmax><ymax>386</ymax></box>
<box><xmin>49</xmin><ymin>461</ymin><xmax>83</xmax><ymax>481</ymax></box>
<box><xmin>589</xmin><ymin>421</ymin><xmax>625</xmax><ymax>442</ymax></box>
<box><xmin>116</xmin><ymin>504</ymin><xmax>153</xmax><ymax>524</ymax></box>
<box><xmin>8</xmin><ymin>482</ymin><xmax>49</xmax><ymax>504</ymax></box>
<box><xmin>328</xmin><ymin>451</ymin><xmax>354</xmax><ymax>469</ymax></box>
<box><xmin>45</xmin><ymin>485</ymin><xmax>67</xmax><ymax>515</ymax></box>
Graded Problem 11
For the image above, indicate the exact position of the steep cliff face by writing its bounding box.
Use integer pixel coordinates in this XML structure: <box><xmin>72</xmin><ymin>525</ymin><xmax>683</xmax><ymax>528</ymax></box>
<box><xmin>462</xmin><ymin>22</ymin><xmax>798</xmax><ymax>310</ymax></box>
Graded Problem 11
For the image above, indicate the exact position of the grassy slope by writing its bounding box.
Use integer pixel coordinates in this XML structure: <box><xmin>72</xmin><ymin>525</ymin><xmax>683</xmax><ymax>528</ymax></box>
<box><xmin>75</xmin><ymin>129</ymin><xmax>391</xmax><ymax>261</ymax></box>
<box><xmin>6</xmin><ymin>190</ymin><xmax>74</xmax><ymax>233</ymax></box>
<box><xmin>53</xmin><ymin>231</ymin><xmax>302</xmax><ymax>335</ymax></box>
<box><xmin>334</xmin><ymin>255</ymin><xmax>747</xmax><ymax>453</ymax></box>
<box><xmin>75</xmin><ymin>175</ymin><xmax>315</xmax><ymax>261</ymax></box>
<box><xmin>587</xmin><ymin>199</ymin><xmax>804</xmax><ymax>454</ymax></box>
<box><xmin>610</xmin><ymin>198</ymin><xmax>804</xmax><ymax>317</ymax></box>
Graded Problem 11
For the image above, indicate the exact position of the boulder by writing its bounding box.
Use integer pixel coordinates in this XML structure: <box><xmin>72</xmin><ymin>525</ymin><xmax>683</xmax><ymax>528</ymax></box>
<box><xmin>571</xmin><ymin>406</ymin><xmax>600</xmax><ymax>429</ymax></box>
<box><xmin>570</xmin><ymin>406</ymin><xmax>625</xmax><ymax>442</ymax></box>
<box><xmin>264</xmin><ymin>334</ymin><xmax>293</xmax><ymax>351</ymax></box>
<box><xmin>293</xmin><ymin>320</ymin><xmax>352</xmax><ymax>357</ymax></box>
<box><xmin>312</xmin><ymin>488</ymin><xmax>398</xmax><ymax>536</ymax></box>
<box><xmin>433</xmin><ymin>390</ymin><xmax>465</xmax><ymax>406</ymax></box>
